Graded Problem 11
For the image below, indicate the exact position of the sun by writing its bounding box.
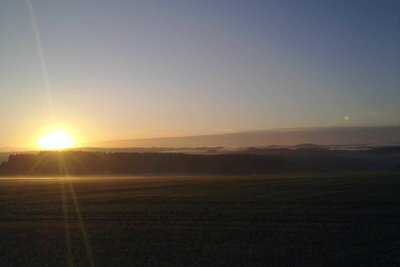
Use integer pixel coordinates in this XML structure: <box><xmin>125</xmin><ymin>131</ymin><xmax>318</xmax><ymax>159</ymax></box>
<box><xmin>37</xmin><ymin>131</ymin><xmax>74</xmax><ymax>150</ymax></box>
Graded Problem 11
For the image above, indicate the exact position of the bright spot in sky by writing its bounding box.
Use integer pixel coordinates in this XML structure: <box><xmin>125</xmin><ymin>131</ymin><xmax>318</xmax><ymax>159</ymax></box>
<box><xmin>344</xmin><ymin>116</ymin><xmax>351</xmax><ymax>121</ymax></box>
<box><xmin>37</xmin><ymin>131</ymin><xmax>74</xmax><ymax>150</ymax></box>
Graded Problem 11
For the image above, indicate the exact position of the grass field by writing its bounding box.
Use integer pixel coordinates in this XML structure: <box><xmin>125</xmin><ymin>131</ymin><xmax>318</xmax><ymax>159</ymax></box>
<box><xmin>0</xmin><ymin>173</ymin><xmax>399</xmax><ymax>266</ymax></box>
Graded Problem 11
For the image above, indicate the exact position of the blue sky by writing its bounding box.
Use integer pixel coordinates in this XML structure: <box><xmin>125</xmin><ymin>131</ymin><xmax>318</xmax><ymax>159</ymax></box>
<box><xmin>0</xmin><ymin>0</ymin><xmax>399</xmax><ymax>147</ymax></box>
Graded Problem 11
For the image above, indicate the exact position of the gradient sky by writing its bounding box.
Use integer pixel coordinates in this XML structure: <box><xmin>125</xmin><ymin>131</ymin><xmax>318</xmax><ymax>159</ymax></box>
<box><xmin>0</xmin><ymin>0</ymin><xmax>399</xmax><ymax>147</ymax></box>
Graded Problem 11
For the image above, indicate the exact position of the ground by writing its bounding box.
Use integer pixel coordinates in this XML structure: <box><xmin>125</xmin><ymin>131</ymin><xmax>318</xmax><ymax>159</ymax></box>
<box><xmin>0</xmin><ymin>173</ymin><xmax>399</xmax><ymax>266</ymax></box>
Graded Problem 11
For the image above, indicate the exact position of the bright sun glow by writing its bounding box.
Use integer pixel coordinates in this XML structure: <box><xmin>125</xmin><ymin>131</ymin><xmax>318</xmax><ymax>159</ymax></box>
<box><xmin>37</xmin><ymin>131</ymin><xmax>74</xmax><ymax>150</ymax></box>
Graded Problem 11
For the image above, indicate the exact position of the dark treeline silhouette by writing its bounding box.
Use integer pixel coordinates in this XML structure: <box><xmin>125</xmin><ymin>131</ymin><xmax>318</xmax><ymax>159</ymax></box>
<box><xmin>0</xmin><ymin>149</ymin><xmax>398</xmax><ymax>176</ymax></box>
<box><xmin>0</xmin><ymin>152</ymin><xmax>289</xmax><ymax>176</ymax></box>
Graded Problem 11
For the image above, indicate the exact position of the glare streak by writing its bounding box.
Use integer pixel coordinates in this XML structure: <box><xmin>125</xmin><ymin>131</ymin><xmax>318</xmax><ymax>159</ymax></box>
<box><xmin>26</xmin><ymin>0</ymin><xmax>54</xmax><ymax>118</ymax></box>
<box><xmin>60</xmin><ymin>181</ymin><xmax>73</xmax><ymax>267</ymax></box>
<box><xmin>67</xmin><ymin>182</ymin><xmax>95</xmax><ymax>267</ymax></box>
<box><xmin>59</xmin><ymin>154</ymin><xmax>95</xmax><ymax>267</ymax></box>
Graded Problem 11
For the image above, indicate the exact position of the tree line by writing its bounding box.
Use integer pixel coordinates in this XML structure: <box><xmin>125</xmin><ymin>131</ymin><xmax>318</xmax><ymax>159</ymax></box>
<box><xmin>0</xmin><ymin>151</ymin><xmax>288</xmax><ymax>176</ymax></box>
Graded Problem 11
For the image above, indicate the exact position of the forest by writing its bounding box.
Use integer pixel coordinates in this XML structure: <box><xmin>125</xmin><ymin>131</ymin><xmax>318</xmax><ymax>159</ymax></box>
<box><xmin>1</xmin><ymin>148</ymin><xmax>399</xmax><ymax>176</ymax></box>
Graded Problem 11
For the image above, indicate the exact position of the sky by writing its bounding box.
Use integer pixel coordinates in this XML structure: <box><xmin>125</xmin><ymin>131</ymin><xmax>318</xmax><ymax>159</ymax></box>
<box><xmin>0</xmin><ymin>0</ymin><xmax>399</xmax><ymax>148</ymax></box>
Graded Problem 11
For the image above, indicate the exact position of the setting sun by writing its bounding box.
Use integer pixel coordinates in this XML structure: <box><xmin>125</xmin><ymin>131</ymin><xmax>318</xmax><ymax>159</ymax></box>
<box><xmin>37</xmin><ymin>131</ymin><xmax>74</xmax><ymax>150</ymax></box>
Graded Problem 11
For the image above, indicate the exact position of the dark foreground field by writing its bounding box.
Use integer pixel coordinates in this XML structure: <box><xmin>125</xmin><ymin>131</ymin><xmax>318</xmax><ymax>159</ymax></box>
<box><xmin>0</xmin><ymin>174</ymin><xmax>399</xmax><ymax>266</ymax></box>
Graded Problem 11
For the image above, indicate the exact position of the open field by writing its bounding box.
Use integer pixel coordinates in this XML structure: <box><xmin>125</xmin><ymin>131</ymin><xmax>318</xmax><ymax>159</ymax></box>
<box><xmin>0</xmin><ymin>173</ymin><xmax>399</xmax><ymax>266</ymax></box>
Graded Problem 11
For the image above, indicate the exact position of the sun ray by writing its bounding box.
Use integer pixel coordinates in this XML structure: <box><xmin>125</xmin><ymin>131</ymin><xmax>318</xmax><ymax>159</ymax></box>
<box><xmin>58</xmin><ymin>154</ymin><xmax>94</xmax><ymax>267</ymax></box>
<box><xmin>27</xmin><ymin>0</ymin><xmax>54</xmax><ymax>118</ymax></box>
<box><xmin>67</xmin><ymin>181</ymin><xmax>95</xmax><ymax>267</ymax></box>
<box><xmin>60</xmin><ymin>180</ymin><xmax>74</xmax><ymax>267</ymax></box>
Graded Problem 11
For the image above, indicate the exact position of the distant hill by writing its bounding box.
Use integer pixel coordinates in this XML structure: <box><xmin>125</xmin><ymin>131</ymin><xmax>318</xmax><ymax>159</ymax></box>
<box><xmin>86</xmin><ymin>126</ymin><xmax>400</xmax><ymax>148</ymax></box>
<box><xmin>1</xmin><ymin>126</ymin><xmax>399</xmax><ymax>153</ymax></box>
